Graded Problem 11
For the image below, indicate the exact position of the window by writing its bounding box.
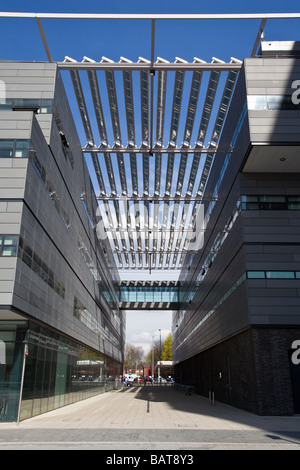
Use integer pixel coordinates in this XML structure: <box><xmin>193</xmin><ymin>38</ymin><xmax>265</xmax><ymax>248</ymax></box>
<box><xmin>15</xmin><ymin>140</ymin><xmax>31</xmax><ymax>158</ymax></box>
<box><xmin>0</xmin><ymin>235</ymin><xmax>19</xmax><ymax>256</ymax></box>
<box><xmin>175</xmin><ymin>273</ymin><xmax>247</xmax><ymax>351</ymax></box>
<box><xmin>17</xmin><ymin>236</ymin><xmax>65</xmax><ymax>299</ymax></box>
<box><xmin>247</xmin><ymin>95</ymin><xmax>267</xmax><ymax>110</ymax></box>
<box><xmin>247</xmin><ymin>271</ymin><xmax>266</xmax><ymax>279</ymax></box>
<box><xmin>73</xmin><ymin>297</ymin><xmax>101</xmax><ymax>335</ymax></box>
<box><xmin>0</xmin><ymin>140</ymin><xmax>14</xmax><ymax>157</ymax></box>
<box><xmin>266</xmin><ymin>271</ymin><xmax>295</xmax><ymax>279</ymax></box>
<box><xmin>288</xmin><ymin>197</ymin><xmax>300</xmax><ymax>210</ymax></box>
<box><xmin>30</xmin><ymin>152</ymin><xmax>71</xmax><ymax>231</ymax></box>
<box><xmin>247</xmin><ymin>95</ymin><xmax>300</xmax><ymax>111</ymax></box>
<box><xmin>197</xmin><ymin>200</ymin><xmax>241</xmax><ymax>284</ymax></box>
<box><xmin>52</xmin><ymin>104</ymin><xmax>75</xmax><ymax>169</ymax></box>
<box><xmin>0</xmin><ymin>98</ymin><xmax>53</xmax><ymax>114</ymax></box>
<box><xmin>247</xmin><ymin>270</ymin><xmax>298</xmax><ymax>280</ymax></box>
<box><xmin>81</xmin><ymin>194</ymin><xmax>96</xmax><ymax>229</ymax></box>
<box><xmin>210</xmin><ymin>101</ymin><xmax>247</xmax><ymax>204</ymax></box>
<box><xmin>22</xmin><ymin>244</ymin><xmax>33</xmax><ymax>268</ymax></box>
<box><xmin>32</xmin><ymin>252</ymin><xmax>42</xmax><ymax>276</ymax></box>
<box><xmin>0</xmin><ymin>139</ymin><xmax>33</xmax><ymax>158</ymax></box>
<box><xmin>241</xmin><ymin>195</ymin><xmax>300</xmax><ymax>211</ymax></box>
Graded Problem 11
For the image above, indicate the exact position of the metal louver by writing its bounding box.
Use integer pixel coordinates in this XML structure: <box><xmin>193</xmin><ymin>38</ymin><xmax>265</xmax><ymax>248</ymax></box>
<box><xmin>62</xmin><ymin>54</ymin><xmax>241</xmax><ymax>271</ymax></box>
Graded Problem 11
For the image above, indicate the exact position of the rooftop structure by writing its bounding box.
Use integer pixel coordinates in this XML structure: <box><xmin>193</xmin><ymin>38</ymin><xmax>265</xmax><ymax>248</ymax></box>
<box><xmin>1</xmin><ymin>12</ymin><xmax>298</xmax><ymax>274</ymax></box>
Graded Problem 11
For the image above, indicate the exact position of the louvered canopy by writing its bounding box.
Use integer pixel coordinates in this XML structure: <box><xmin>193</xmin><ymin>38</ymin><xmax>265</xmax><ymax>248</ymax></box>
<box><xmin>59</xmin><ymin>54</ymin><xmax>242</xmax><ymax>271</ymax></box>
<box><xmin>1</xmin><ymin>11</ymin><xmax>284</xmax><ymax>272</ymax></box>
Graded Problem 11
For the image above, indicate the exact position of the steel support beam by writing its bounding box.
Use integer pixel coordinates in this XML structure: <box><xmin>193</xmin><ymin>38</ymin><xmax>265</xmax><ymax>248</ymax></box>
<box><xmin>83</xmin><ymin>147</ymin><xmax>218</xmax><ymax>154</ymax></box>
<box><xmin>1</xmin><ymin>12</ymin><xmax>299</xmax><ymax>19</ymax></box>
<box><xmin>58</xmin><ymin>62</ymin><xmax>242</xmax><ymax>72</ymax></box>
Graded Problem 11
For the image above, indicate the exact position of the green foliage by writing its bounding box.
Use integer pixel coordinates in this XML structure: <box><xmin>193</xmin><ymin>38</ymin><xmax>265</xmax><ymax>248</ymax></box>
<box><xmin>161</xmin><ymin>333</ymin><xmax>172</xmax><ymax>361</ymax></box>
<box><xmin>144</xmin><ymin>333</ymin><xmax>173</xmax><ymax>364</ymax></box>
<box><xmin>144</xmin><ymin>339</ymin><xmax>161</xmax><ymax>365</ymax></box>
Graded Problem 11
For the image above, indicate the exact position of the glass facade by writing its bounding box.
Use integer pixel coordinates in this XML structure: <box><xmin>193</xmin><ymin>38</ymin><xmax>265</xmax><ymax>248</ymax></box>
<box><xmin>0</xmin><ymin>321</ymin><xmax>27</xmax><ymax>422</ymax></box>
<box><xmin>0</xmin><ymin>320</ymin><xmax>123</xmax><ymax>422</ymax></box>
<box><xmin>0</xmin><ymin>99</ymin><xmax>53</xmax><ymax>114</ymax></box>
<box><xmin>247</xmin><ymin>271</ymin><xmax>300</xmax><ymax>279</ymax></box>
<box><xmin>30</xmin><ymin>151</ymin><xmax>71</xmax><ymax>231</ymax></box>
<box><xmin>119</xmin><ymin>284</ymin><xmax>179</xmax><ymax>304</ymax></box>
<box><xmin>241</xmin><ymin>195</ymin><xmax>300</xmax><ymax>211</ymax></box>
<box><xmin>174</xmin><ymin>273</ymin><xmax>247</xmax><ymax>351</ymax></box>
<box><xmin>0</xmin><ymin>139</ymin><xmax>33</xmax><ymax>158</ymax></box>
<box><xmin>0</xmin><ymin>235</ymin><xmax>19</xmax><ymax>257</ymax></box>
<box><xmin>247</xmin><ymin>94</ymin><xmax>300</xmax><ymax>111</ymax></box>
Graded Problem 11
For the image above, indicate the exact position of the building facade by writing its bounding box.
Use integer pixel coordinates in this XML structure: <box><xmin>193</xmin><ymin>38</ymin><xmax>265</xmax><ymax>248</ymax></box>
<box><xmin>173</xmin><ymin>42</ymin><xmax>300</xmax><ymax>415</ymax></box>
<box><xmin>1</xmin><ymin>40</ymin><xmax>300</xmax><ymax>421</ymax></box>
<box><xmin>0</xmin><ymin>62</ymin><xmax>125</xmax><ymax>422</ymax></box>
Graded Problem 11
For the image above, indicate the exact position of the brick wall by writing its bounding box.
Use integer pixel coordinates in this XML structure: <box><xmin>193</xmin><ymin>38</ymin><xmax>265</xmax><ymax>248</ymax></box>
<box><xmin>175</xmin><ymin>326</ymin><xmax>300</xmax><ymax>415</ymax></box>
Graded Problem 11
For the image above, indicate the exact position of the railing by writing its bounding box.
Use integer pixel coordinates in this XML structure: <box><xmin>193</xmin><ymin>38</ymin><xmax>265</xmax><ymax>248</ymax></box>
<box><xmin>174</xmin><ymin>383</ymin><xmax>196</xmax><ymax>395</ymax></box>
<box><xmin>123</xmin><ymin>380</ymin><xmax>175</xmax><ymax>388</ymax></box>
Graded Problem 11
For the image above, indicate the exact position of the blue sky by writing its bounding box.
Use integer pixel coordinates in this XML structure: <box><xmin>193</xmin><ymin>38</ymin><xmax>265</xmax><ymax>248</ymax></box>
<box><xmin>0</xmin><ymin>1</ymin><xmax>300</xmax><ymax>64</ymax></box>
<box><xmin>0</xmin><ymin>1</ymin><xmax>300</xmax><ymax>354</ymax></box>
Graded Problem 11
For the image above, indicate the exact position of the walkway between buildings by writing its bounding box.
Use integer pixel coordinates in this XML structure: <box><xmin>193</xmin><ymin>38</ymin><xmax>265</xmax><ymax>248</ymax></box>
<box><xmin>0</xmin><ymin>385</ymin><xmax>300</xmax><ymax>450</ymax></box>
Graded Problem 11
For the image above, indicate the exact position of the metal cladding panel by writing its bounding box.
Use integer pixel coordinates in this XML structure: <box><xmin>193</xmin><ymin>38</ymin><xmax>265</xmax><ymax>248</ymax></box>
<box><xmin>245</xmin><ymin>57</ymin><xmax>300</xmax><ymax>145</ymax></box>
<box><xmin>0</xmin><ymin>62</ymin><xmax>124</xmax><ymax>361</ymax></box>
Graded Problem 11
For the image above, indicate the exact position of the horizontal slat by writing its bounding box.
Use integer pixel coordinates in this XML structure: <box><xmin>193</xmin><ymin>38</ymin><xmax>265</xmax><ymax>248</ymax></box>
<box><xmin>64</xmin><ymin>57</ymin><xmax>240</xmax><ymax>270</ymax></box>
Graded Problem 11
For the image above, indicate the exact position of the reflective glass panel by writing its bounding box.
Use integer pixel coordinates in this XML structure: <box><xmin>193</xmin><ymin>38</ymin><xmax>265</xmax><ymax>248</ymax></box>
<box><xmin>266</xmin><ymin>271</ymin><xmax>295</xmax><ymax>279</ymax></box>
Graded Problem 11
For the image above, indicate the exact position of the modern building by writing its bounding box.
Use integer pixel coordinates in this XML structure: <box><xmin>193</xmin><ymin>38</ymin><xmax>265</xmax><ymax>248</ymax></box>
<box><xmin>0</xmin><ymin>62</ymin><xmax>125</xmax><ymax>422</ymax></box>
<box><xmin>1</xmin><ymin>12</ymin><xmax>300</xmax><ymax>421</ymax></box>
<box><xmin>173</xmin><ymin>41</ymin><xmax>300</xmax><ymax>415</ymax></box>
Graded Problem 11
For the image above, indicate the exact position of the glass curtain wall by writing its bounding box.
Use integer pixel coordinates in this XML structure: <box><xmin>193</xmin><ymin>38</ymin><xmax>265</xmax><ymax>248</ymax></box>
<box><xmin>0</xmin><ymin>320</ymin><xmax>122</xmax><ymax>422</ymax></box>
<box><xmin>0</xmin><ymin>321</ymin><xmax>28</xmax><ymax>422</ymax></box>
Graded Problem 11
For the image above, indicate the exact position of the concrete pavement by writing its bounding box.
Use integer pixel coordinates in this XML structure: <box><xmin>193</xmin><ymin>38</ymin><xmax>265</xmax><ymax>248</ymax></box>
<box><xmin>0</xmin><ymin>385</ymin><xmax>300</xmax><ymax>450</ymax></box>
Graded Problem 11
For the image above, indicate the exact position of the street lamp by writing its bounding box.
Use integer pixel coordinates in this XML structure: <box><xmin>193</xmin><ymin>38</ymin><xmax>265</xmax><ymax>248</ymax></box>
<box><xmin>159</xmin><ymin>328</ymin><xmax>161</xmax><ymax>383</ymax></box>
<box><xmin>152</xmin><ymin>334</ymin><xmax>154</xmax><ymax>380</ymax></box>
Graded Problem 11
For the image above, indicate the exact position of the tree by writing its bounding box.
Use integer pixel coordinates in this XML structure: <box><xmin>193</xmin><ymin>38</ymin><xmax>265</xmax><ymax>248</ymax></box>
<box><xmin>124</xmin><ymin>343</ymin><xmax>144</xmax><ymax>373</ymax></box>
<box><xmin>144</xmin><ymin>339</ymin><xmax>161</xmax><ymax>366</ymax></box>
<box><xmin>144</xmin><ymin>334</ymin><xmax>173</xmax><ymax>366</ymax></box>
<box><xmin>162</xmin><ymin>333</ymin><xmax>172</xmax><ymax>361</ymax></box>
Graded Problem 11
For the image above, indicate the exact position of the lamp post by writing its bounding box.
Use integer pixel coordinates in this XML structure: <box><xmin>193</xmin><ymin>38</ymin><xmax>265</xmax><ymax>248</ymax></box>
<box><xmin>152</xmin><ymin>335</ymin><xmax>154</xmax><ymax>380</ymax></box>
<box><xmin>159</xmin><ymin>328</ymin><xmax>161</xmax><ymax>383</ymax></box>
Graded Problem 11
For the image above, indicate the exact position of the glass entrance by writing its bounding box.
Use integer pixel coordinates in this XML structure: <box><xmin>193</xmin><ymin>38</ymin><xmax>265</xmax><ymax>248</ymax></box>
<box><xmin>0</xmin><ymin>321</ymin><xmax>28</xmax><ymax>422</ymax></box>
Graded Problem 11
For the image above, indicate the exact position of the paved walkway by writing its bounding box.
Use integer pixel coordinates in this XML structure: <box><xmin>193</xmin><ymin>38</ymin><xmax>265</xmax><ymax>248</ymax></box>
<box><xmin>0</xmin><ymin>385</ymin><xmax>300</xmax><ymax>450</ymax></box>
